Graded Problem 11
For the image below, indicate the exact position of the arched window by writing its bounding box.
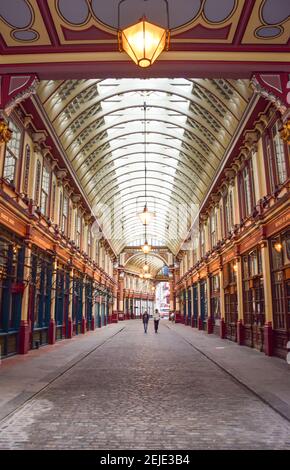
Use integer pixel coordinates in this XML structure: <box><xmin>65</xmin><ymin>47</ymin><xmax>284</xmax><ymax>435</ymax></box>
<box><xmin>51</xmin><ymin>182</ymin><xmax>56</xmax><ymax>222</ymax></box>
<box><xmin>23</xmin><ymin>145</ymin><xmax>30</xmax><ymax>194</ymax></box>
<box><xmin>3</xmin><ymin>121</ymin><xmax>22</xmax><ymax>185</ymax></box>
<box><xmin>34</xmin><ymin>160</ymin><xmax>41</xmax><ymax>205</ymax></box>
<box><xmin>40</xmin><ymin>165</ymin><xmax>51</xmax><ymax>216</ymax></box>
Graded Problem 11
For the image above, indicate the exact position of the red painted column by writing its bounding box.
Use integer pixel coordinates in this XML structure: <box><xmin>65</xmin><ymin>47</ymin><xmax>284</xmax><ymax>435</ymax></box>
<box><xmin>48</xmin><ymin>319</ymin><xmax>56</xmax><ymax>344</ymax></box>
<box><xmin>67</xmin><ymin>318</ymin><xmax>73</xmax><ymax>338</ymax></box>
<box><xmin>207</xmin><ymin>317</ymin><xmax>213</xmax><ymax>334</ymax></box>
<box><xmin>220</xmin><ymin>318</ymin><xmax>226</xmax><ymax>339</ymax></box>
<box><xmin>118</xmin><ymin>270</ymin><xmax>124</xmax><ymax>320</ymax></box>
<box><xmin>264</xmin><ymin>322</ymin><xmax>273</xmax><ymax>356</ymax></box>
<box><xmin>111</xmin><ymin>269</ymin><xmax>119</xmax><ymax>323</ymax></box>
<box><xmin>81</xmin><ymin>317</ymin><xmax>86</xmax><ymax>334</ymax></box>
<box><xmin>237</xmin><ymin>320</ymin><xmax>244</xmax><ymax>345</ymax></box>
<box><xmin>198</xmin><ymin>317</ymin><xmax>203</xmax><ymax>330</ymax></box>
<box><xmin>19</xmin><ymin>320</ymin><xmax>30</xmax><ymax>354</ymax></box>
<box><xmin>67</xmin><ymin>267</ymin><xmax>73</xmax><ymax>338</ymax></box>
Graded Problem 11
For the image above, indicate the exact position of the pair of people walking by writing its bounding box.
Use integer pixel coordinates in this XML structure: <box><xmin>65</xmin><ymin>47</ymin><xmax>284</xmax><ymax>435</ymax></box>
<box><xmin>142</xmin><ymin>309</ymin><xmax>160</xmax><ymax>333</ymax></box>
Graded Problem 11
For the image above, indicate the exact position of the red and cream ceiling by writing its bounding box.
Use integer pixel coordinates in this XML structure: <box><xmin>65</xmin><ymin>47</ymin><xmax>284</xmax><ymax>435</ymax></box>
<box><xmin>0</xmin><ymin>0</ymin><xmax>289</xmax><ymax>79</ymax></box>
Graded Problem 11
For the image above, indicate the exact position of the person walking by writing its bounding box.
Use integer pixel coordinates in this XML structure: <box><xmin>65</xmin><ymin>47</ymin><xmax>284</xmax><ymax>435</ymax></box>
<box><xmin>142</xmin><ymin>310</ymin><xmax>149</xmax><ymax>333</ymax></box>
<box><xmin>153</xmin><ymin>309</ymin><xmax>160</xmax><ymax>333</ymax></box>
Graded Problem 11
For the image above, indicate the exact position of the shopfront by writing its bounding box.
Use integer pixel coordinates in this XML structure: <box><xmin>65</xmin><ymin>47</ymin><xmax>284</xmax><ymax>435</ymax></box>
<box><xmin>0</xmin><ymin>230</ymin><xmax>24</xmax><ymax>357</ymax></box>
<box><xmin>187</xmin><ymin>286</ymin><xmax>192</xmax><ymax>326</ymax></box>
<box><xmin>72</xmin><ymin>271</ymin><xmax>83</xmax><ymax>335</ymax></box>
<box><xmin>242</xmin><ymin>247</ymin><xmax>265</xmax><ymax>351</ymax></box>
<box><xmin>55</xmin><ymin>264</ymin><xmax>70</xmax><ymax>340</ymax></box>
<box><xmin>199</xmin><ymin>279</ymin><xmax>208</xmax><ymax>330</ymax></box>
<box><xmin>270</xmin><ymin>229</ymin><xmax>290</xmax><ymax>359</ymax></box>
<box><xmin>29</xmin><ymin>248</ymin><xmax>53</xmax><ymax>348</ymax></box>
<box><xmin>192</xmin><ymin>283</ymin><xmax>198</xmax><ymax>328</ymax></box>
<box><xmin>182</xmin><ymin>289</ymin><xmax>186</xmax><ymax>323</ymax></box>
<box><xmin>210</xmin><ymin>273</ymin><xmax>221</xmax><ymax>336</ymax></box>
<box><xmin>224</xmin><ymin>260</ymin><xmax>238</xmax><ymax>342</ymax></box>
<box><xmin>85</xmin><ymin>278</ymin><xmax>93</xmax><ymax>330</ymax></box>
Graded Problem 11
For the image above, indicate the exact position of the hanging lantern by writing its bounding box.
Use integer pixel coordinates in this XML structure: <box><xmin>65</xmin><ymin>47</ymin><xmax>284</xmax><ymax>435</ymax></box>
<box><xmin>142</xmin><ymin>240</ymin><xmax>151</xmax><ymax>254</ymax></box>
<box><xmin>143</xmin><ymin>262</ymin><xmax>149</xmax><ymax>273</ymax></box>
<box><xmin>118</xmin><ymin>0</ymin><xmax>170</xmax><ymax>68</ymax></box>
<box><xmin>118</xmin><ymin>16</ymin><xmax>169</xmax><ymax>68</ymax></box>
<box><xmin>138</xmin><ymin>204</ymin><xmax>154</xmax><ymax>226</ymax></box>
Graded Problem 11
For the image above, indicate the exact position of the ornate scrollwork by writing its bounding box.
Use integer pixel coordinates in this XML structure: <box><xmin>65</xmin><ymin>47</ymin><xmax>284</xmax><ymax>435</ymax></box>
<box><xmin>280</xmin><ymin>120</ymin><xmax>290</xmax><ymax>144</ymax></box>
<box><xmin>0</xmin><ymin>120</ymin><xmax>12</xmax><ymax>145</ymax></box>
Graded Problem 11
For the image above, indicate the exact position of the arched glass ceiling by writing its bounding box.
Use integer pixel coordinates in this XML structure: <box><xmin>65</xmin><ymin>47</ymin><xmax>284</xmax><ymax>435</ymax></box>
<box><xmin>38</xmin><ymin>78</ymin><xmax>252</xmax><ymax>255</ymax></box>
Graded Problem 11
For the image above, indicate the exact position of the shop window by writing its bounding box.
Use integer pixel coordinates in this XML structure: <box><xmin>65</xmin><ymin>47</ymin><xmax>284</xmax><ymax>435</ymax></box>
<box><xmin>0</xmin><ymin>238</ymin><xmax>24</xmax><ymax>333</ymax></box>
<box><xmin>210</xmin><ymin>274</ymin><xmax>220</xmax><ymax>325</ymax></box>
<box><xmin>3</xmin><ymin>121</ymin><xmax>22</xmax><ymax>184</ymax></box>
<box><xmin>223</xmin><ymin>261</ymin><xmax>238</xmax><ymax>342</ymax></box>
<box><xmin>30</xmin><ymin>253</ymin><xmax>52</xmax><ymax>329</ymax></box>
<box><xmin>200</xmin><ymin>280</ymin><xmax>208</xmax><ymax>327</ymax></box>
<box><xmin>264</xmin><ymin>119</ymin><xmax>289</xmax><ymax>193</ymax></box>
<box><xmin>40</xmin><ymin>165</ymin><xmax>50</xmax><ymax>216</ymax></box>
<box><xmin>242</xmin><ymin>248</ymin><xmax>264</xmax><ymax>350</ymax></box>
<box><xmin>271</xmin><ymin>231</ymin><xmax>290</xmax><ymax>336</ymax></box>
<box><xmin>72</xmin><ymin>274</ymin><xmax>83</xmax><ymax>333</ymax></box>
<box><xmin>86</xmin><ymin>280</ymin><xmax>93</xmax><ymax>324</ymax></box>
<box><xmin>55</xmin><ymin>268</ymin><xmax>70</xmax><ymax>332</ymax></box>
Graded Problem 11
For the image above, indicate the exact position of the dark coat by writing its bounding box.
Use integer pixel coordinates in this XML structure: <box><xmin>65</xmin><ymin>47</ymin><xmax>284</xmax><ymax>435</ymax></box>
<box><xmin>142</xmin><ymin>313</ymin><xmax>149</xmax><ymax>324</ymax></box>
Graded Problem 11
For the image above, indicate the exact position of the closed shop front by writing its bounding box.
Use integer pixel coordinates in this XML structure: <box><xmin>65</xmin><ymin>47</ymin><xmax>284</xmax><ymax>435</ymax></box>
<box><xmin>210</xmin><ymin>273</ymin><xmax>221</xmax><ymax>336</ymax></box>
<box><xmin>270</xmin><ymin>230</ymin><xmax>290</xmax><ymax>359</ymax></box>
<box><xmin>29</xmin><ymin>248</ymin><xmax>53</xmax><ymax>348</ymax></box>
<box><xmin>224</xmin><ymin>261</ymin><xmax>238</xmax><ymax>342</ymax></box>
<box><xmin>0</xmin><ymin>230</ymin><xmax>24</xmax><ymax>357</ymax></box>
<box><xmin>242</xmin><ymin>247</ymin><xmax>265</xmax><ymax>351</ymax></box>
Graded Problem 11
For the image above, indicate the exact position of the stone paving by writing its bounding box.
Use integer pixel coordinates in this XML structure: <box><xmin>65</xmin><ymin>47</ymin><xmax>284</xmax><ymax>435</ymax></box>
<box><xmin>0</xmin><ymin>320</ymin><xmax>290</xmax><ymax>450</ymax></box>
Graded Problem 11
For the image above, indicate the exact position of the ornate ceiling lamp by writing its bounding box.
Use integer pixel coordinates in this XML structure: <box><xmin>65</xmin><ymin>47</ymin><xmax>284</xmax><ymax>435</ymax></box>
<box><xmin>118</xmin><ymin>0</ymin><xmax>170</xmax><ymax>68</ymax></box>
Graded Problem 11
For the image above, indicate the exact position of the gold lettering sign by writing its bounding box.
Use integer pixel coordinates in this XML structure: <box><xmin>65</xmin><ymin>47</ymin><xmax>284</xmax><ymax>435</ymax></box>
<box><xmin>0</xmin><ymin>212</ymin><xmax>15</xmax><ymax>225</ymax></box>
<box><xmin>267</xmin><ymin>209</ymin><xmax>290</xmax><ymax>237</ymax></box>
<box><xmin>240</xmin><ymin>230</ymin><xmax>262</xmax><ymax>254</ymax></box>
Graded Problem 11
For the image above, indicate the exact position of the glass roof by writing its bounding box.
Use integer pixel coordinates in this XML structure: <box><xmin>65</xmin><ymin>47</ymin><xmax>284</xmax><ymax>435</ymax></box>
<box><xmin>38</xmin><ymin>78</ymin><xmax>252</xmax><ymax>259</ymax></box>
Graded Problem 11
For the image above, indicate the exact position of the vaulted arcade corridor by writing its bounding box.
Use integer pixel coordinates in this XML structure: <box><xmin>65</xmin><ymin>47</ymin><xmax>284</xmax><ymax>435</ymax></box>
<box><xmin>0</xmin><ymin>0</ymin><xmax>289</xmax><ymax>452</ymax></box>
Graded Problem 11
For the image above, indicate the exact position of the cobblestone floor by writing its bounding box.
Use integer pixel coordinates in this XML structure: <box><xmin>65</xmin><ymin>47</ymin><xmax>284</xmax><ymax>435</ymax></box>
<box><xmin>0</xmin><ymin>321</ymin><xmax>290</xmax><ymax>450</ymax></box>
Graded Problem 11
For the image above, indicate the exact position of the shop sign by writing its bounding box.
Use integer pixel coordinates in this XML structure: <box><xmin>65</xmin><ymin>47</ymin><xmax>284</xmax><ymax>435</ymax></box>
<box><xmin>267</xmin><ymin>209</ymin><xmax>290</xmax><ymax>237</ymax></box>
